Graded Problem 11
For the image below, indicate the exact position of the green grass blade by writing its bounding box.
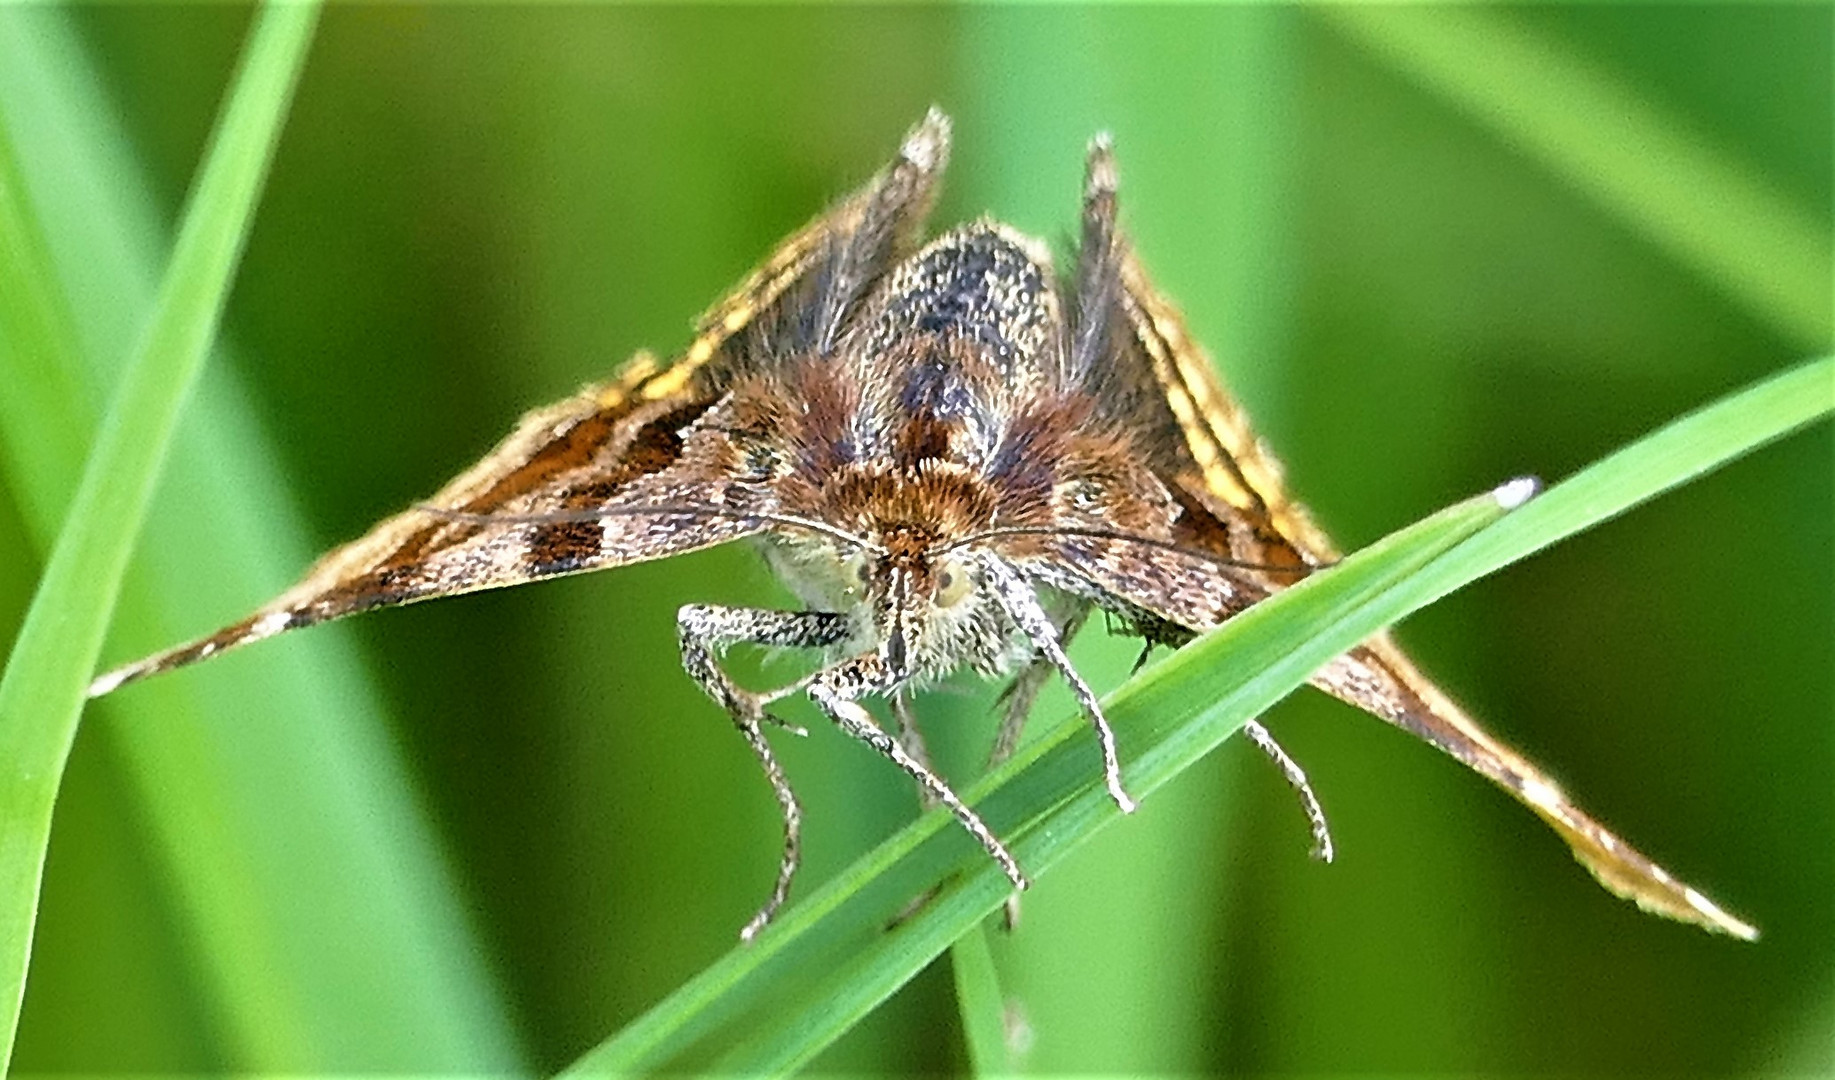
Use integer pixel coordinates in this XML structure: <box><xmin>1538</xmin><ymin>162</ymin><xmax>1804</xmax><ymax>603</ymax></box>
<box><xmin>0</xmin><ymin>8</ymin><xmax>526</xmax><ymax>1071</ymax></box>
<box><xmin>1388</xmin><ymin>355</ymin><xmax>1832</xmax><ymax>615</ymax></box>
<box><xmin>565</xmin><ymin>483</ymin><xmax>1512</xmax><ymax>1075</ymax></box>
<box><xmin>0</xmin><ymin>5</ymin><xmax>318</xmax><ymax>1069</ymax></box>
<box><xmin>1320</xmin><ymin>7</ymin><xmax>1832</xmax><ymax>351</ymax></box>
<box><xmin>0</xmin><ymin>110</ymin><xmax>87</xmax><ymax>488</ymax></box>
<box><xmin>566</xmin><ymin>355</ymin><xmax>1829</xmax><ymax>1074</ymax></box>
<box><xmin>950</xmin><ymin>924</ymin><xmax>1010</xmax><ymax>1076</ymax></box>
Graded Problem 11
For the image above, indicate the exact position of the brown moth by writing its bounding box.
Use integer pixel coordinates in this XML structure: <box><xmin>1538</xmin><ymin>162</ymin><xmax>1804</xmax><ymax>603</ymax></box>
<box><xmin>90</xmin><ymin>109</ymin><xmax>1755</xmax><ymax>943</ymax></box>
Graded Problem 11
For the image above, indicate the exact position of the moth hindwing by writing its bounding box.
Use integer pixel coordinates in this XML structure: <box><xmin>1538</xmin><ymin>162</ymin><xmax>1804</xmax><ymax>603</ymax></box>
<box><xmin>92</xmin><ymin>108</ymin><xmax>1755</xmax><ymax>943</ymax></box>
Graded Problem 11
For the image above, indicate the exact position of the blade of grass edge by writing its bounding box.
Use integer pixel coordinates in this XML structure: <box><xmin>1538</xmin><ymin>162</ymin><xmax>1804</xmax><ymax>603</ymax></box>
<box><xmin>569</xmin><ymin>483</ymin><xmax>1513</xmax><ymax>1075</ymax></box>
<box><xmin>950</xmin><ymin>923</ymin><xmax>1010</xmax><ymax>1077</ymax></box>
<box><xmin>0</xmin><ymin>5</ymin><xmax>317</xmax><ymax>1070</ymax></box>
<box><xmin>568</xmin><ymin>355</ymin><xmax>1830</xmax><ymax>1074</ymax></box>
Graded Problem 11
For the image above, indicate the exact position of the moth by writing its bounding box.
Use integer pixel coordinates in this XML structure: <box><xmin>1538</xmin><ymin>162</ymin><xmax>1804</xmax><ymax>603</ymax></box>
<box><xmin>90</xmin><ymin>109</ymin><xmax>1755</xmax><ymax>943</ymax></box>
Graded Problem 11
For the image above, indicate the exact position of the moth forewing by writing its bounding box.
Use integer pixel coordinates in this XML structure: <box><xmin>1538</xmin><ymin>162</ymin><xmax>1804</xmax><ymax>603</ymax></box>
<box><xmin>1318</xmin><ymin>640</ymin><xmax>1760</xmax><ymax>940</ymax></box>
<box><xmin>1093</xmin><ymin>149</ymin><xmax>1755</xmax><ymax>939</ymax></box>
<box><xmin>87</xmin><ymin>110</ymin><xmax>952</xmax><ymax>702</ymax></box>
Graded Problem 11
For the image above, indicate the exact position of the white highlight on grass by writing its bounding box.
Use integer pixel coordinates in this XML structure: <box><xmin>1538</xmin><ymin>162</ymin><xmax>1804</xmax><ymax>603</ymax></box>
<box><xmin>251</xmin><ymin>610</ymin><xmax>293</xmax><ymax>639</ymax></box>
<box><xmin>1493</xmin><ymin>476</ymin><xmax>1540</xmax><ymax>510</ymax></box>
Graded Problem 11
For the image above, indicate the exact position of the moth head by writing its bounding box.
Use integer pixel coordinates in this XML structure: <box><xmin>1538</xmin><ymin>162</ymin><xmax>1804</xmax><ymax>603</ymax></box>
<box><xmin>847</xmin><ymin>535</ymin><xmax>1005</xmax><ymax>683</ymax></box>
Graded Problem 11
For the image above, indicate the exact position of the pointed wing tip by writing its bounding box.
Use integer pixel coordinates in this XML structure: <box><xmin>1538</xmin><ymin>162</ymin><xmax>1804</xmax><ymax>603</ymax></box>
<box><xmin>1636</xmin><ymin>891</ymin><xmax>1760</xmax><ymax>942</ymax></box>
<box><xmin>1577</xmin><ymin>847</ymin><xmax>1761</xmax><ymax>942</ymax></box>
<box><xmin>1723</xmin><ymin>916</ymin><xmax>1762</xmax><ymax>943</ymax></box>
<box><xmin>86</xmin><ymin>609</ymin><xmax>299</xmax><ymax>699</ymax></box>
<box><xmin>903</xmin><ymin>108</ymin><xmax>952</xmax><ymax>170</ymax></box>
<box><xmin>1084</xmin><ymin>135</ymin><xmax>1119</xmax><ymax>198</ymax></box>
<box><xmin>1676</xmin><ymin>886</ymin><xmax>1760</xmax><ymax>942</ymax></box>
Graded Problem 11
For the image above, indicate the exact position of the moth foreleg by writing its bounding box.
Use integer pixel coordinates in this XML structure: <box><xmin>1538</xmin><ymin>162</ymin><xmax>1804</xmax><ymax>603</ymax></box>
<box><xmin>807</xmin><ymin>656</ymin><xmax>1028</xmax><ymax>896</ymax></box>
<box><xmin>1241</xmin><ymin>719</ymin><xmax>1335</xmax><ymax>862</ymax></box>
<box><xmin>677</xmin><ymin>604</ymin><xmax>850</xmax><ymax>719</ymax></box>
<box><xmin>675</xmin><ymin>604</ymin><xmax>850</xmax><ymax>941</ymax></box>
<box><xmin>988</xmin><ymin>606</ymin><xmax>1091</xmax><ymax>932</ymax></box>
<box><xmin>889</xmin><ymin>694</ymin><xmax>937</xmax><ymax>805</ymax></box>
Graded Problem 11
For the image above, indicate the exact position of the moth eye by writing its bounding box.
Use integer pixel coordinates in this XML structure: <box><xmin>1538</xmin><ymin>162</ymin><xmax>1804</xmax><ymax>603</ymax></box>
<box><xmin>835</xmin><ymin>552</ymin><xmax>871</xmax><ymax>596</ymax></box>
<box><xmin>935</xmin><ymin>559</ymin><xmax>973</xmax><ymax>608</ymax></box>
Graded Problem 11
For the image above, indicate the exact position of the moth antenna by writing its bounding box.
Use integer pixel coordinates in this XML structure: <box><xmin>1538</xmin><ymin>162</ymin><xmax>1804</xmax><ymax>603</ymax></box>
<box><xmin>414</xmin><ymin>503</ymin><xmax>884</xmax><ymax>555</ymax></box>
<box><xmin>945</xmin><ymin>523</ymin><xmax>1321</xmax><ymax>575</ymax></box>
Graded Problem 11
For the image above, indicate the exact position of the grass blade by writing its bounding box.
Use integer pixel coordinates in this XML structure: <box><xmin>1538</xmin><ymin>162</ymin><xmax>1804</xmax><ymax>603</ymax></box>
<box><xmin>565</xmin><ymin>355</ymin><xmax>1829</xmax><ymax>1074</ymax></box>
<box><xmin>0</xmin><ymin>5</ymin><xmax>316</xmax><ymax>1069</ymax></box>
<box><xmin>950</xmin><ymin>924</ymin><xmax>1011</xmax><ymax>1076</ymax></box>
<box><xmin>1389</xmin><ymin>354</ymin><xmax>1832</xmax><ymax>613</ymax></box>
<box><xmin>1320</xmin><ymin>7</ymin><xmax>1831</xmax><ymax>351</ymax></box>
<box><xmin>0</xmin><ymin>7</ymin><xmax>526</xmax><ymax>1070</ymax></box>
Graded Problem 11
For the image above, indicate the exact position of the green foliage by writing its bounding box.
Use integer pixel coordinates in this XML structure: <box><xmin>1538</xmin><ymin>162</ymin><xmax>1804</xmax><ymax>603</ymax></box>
<box><xmin>0</xmin><ymin>7</ymin><xmax>521</xmax><ymax>1071</ymax></box>
<box><xmin>0</xmin><ymin>6</ymin><xmax>1825</xmax><ymax>1075</ymax></box>
<box><xmin>0</xmin><ymin>6</ymin><xmax>320</xmax><ymax>1069</ymax></box>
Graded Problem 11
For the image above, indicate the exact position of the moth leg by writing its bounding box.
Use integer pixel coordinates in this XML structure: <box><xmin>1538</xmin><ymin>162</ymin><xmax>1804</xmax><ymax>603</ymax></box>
<box><xmin>989</xmin><ymin>663</ymin><xmax>1049</xmax><ymax>768</ymax></box>
<box><xmin>676</xmin><ymin>604</ymin><xmax>851</xmax><ymax>941</ymax></box>
<box><xmin>890</xmin><ymin>693</ymin><xmax>939</xmax><ymax>807</ymax></box>
<box><xmin>1241</xmin><ymin>719</ymin><xmax>1335</xmax><ymax>863</ymax></box>
<box><xmin>985</xmin><ymin>606</ymin><xmax>1092</xmax><ymax>933</ymax></box>
<box><xmin>987</xmin><ymin>654</ymin><xmax>1042</xmax><ymax>933</ymax></box>
<box><xmin>808</xmin><ymin>655</ymin><xmax>1028</xmax><ymax>895</ymax></box>
<box><xmin>879</xmin><ymin>693</ymin><xmax>962</xmax><ymax>933</ymax></box>
<box><xmin>978</xmin><ymin>555</ymin><xmax>1137</xmax><ymax>813</ymax></box>
<box><xmin>990</xmin><ymin>607</ymin><xmax>1093</xmax><ymax>769</ymax></box>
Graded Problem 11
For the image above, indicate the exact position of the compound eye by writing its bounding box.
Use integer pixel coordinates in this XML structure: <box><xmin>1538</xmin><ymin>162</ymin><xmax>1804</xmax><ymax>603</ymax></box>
<box><xmin>935</xmin><ymin>558</ymin><xmax>973</xmax><ymax>608</ymax></box>
<box><xmin>842</xmin><ymin>553</ymin><xmax>871</xmax><ymax>594</ymax></box>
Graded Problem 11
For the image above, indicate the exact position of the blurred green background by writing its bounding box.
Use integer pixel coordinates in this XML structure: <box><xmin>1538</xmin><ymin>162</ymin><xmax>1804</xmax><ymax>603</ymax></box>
<box><xmin>0</xmin><ymin>4</ymin><xmax>1827</xmax><ymax>1074</ymax></box>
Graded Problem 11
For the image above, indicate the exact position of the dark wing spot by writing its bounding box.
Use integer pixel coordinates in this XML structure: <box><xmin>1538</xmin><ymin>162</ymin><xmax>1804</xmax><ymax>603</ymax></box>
<box><xmin>525</xmin><ymin>521</ymin><xmax>604</xmax><ymax>575</ymax></box>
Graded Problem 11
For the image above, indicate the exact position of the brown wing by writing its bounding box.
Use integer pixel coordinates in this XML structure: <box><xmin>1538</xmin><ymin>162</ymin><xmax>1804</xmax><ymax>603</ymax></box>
<box><xmin>91</xmin><ymin>110</ymin><xmax>954</xmax><ymax>698</ymax></box>
<box><xmin>1070</xmin><ymin>137</ymin><xmax>1755</xmax><ymax>939</ymax></box>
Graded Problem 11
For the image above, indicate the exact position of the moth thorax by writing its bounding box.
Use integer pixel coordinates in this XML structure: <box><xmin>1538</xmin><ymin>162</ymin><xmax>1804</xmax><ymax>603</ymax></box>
<box><xmin>825</xmin><ymin>459</ymin><xmax>997</xmax><ymax>547</ymax></box>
